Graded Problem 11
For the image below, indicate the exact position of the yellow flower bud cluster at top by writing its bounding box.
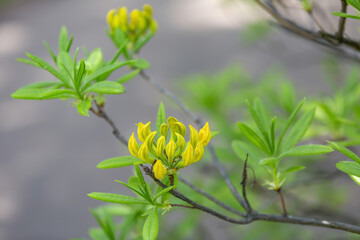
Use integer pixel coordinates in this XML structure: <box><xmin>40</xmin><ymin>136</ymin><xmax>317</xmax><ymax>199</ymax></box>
<box><xmin>106</xmin><ymin>5</ymin><xmax>157</xmax><ymax>39</ymax></box>
<box><xmin>128</xmin><ymin>117</ymin><xmax>211</xmax><ymax>179</ymax></box>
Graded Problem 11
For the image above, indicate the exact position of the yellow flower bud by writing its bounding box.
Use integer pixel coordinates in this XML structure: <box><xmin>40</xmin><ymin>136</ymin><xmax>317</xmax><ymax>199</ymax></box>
<box><xmin>153</xmin><ymin>160</ymin><xmax>167</xmax><ymax>179</ymax></box>
<box><xmin>193</xmin><ymin>142</ymin><xmax>204</xmax><ymax>163</ymax></box>
<box><xmin>150</xmin><ymin>20</ymin><xmax>158</xmax><ymax>33</ymax></box>
<box><xmin>143</xmin><ymin>4</ymin><xmax>152</xmax><ymax>17</ymax></box>
<box><xmin>156</xmin><ymin>136</ymin><xmax>166</xmax><ymax>157</ymax></box>
<box><xmin>189</xmin><ymin>124</ymin><xmax>199</xmax><ymax>148</ymax></box>
<box><xmin>118</xmin><ymin>7</ymin><xmax>128</xmax><ymax>31</ymax></box>
<box><xmin>199</xmin><ymin>122</ymin><xmax>211</xmax><ymax>146</ymax></box>
<box><xmin>167</xmin><ymin>116</ymin><xmax>178</xmax><ymax>131</ymax></box>
<box><xmin>145</xmin><ymin>131</ymin><xmax>157</xmax><ymax>156</ymax></box>
<box><xmin>107</xmin><ymin>9</ymin><xmax>116</xmax><ymax>28</ymax></box>
<box><xmin>182</xmin><ymin>143</ymin><xmax>194</xmax><ymax>167</ymax></box>
<box><xmin>139</xmin><ymin>14</ymin><xmax>147</xmax><ymax>32</ymax></box>
<box><xmin>130</xmin><ymin>9</ymin><xmax>140</xmax><ymax>30</ymax></box>
<box><xmin>175</xmin><ymin>133</ymin><xmax>185</xmax><ymax>156</ymax></box>
<box><xmin>112</xmin><ymin>14</ymin><xmax>121</xmax><ymax>29</ymax></box>
<box><xmin>128</xmin><ymin>132</ymin><xmax>139</xmax><ymax>157</ymax></box>
<box><xmin>174</xmin><ymin>122</ymin><xmax>186</xmax><ymax>136</ymax></box>
<box><xmin>138</xmin><ymin>143</ymin><xmax>153</xmax><ymax>163</ymax></box>
<box><xmin>160</xmin><ymin>123</ymin><xmax>169</xmax><ymax>136</ymax></box>
<box><xmin>166</xmin><ymin>139</ymin><xmax>176</xmax><ymax>164</ymax></box>
<box><xmin>137</xmin><ymin>122</ymin><xmax>151</xmax><ymax>142</ymax></box>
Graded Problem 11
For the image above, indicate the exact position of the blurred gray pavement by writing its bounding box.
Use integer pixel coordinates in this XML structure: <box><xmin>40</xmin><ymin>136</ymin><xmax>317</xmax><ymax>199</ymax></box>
<box><xmin>0</xmin><ymin>0</ymin><xmax>354</xmax><ymax>239</ymax></box>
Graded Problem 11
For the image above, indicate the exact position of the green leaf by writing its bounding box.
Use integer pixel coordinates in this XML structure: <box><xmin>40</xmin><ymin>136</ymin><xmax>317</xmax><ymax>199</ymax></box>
<box><xmin>76</xmin><ymin>99</ymin><xmax>91</xmax><ymax>117</ymax></box>
<box><xmin>336</xmin><ymin>161</ymin><xmax>360</xmax><ymax>177</ymax></box>
<box><xmin>26</xmin><ymin>52</ymin><xmax>72</xmax><ymax>88</ymax></box>
<box><xmin>156</xmin><ymin>102</ymin><xmax>166</xmax><ymax>135</ymax></box>
<box><xmin>328</xmin><ymin>141</ymin><xmax>360</xmax><ymax>164</ymax></box>
<box><xmin>97</xmin><ymin>156</ymin><xmax>143</xmax><ymax>169</ymax></box>
<box><xmin>133</xmin><ymin>59</ymin><xmax>150</xmax><ymax>69</ymax></box>
<box><xmin>80</xmin><ymin>60</ymin><xmax>135</xmax><ymax>91</ymax></box>
<box><xmin>116</xmin><ymin>69</ymin><xmax>141</xmax><ymax>83</ymax></box>
<box><xmin>331</xmin><ymin>12</ymin><xmax>360</xmax><ymax>19</ymax></box>
<box><xmin>283</xmin><ymin>165</ymin><xmax>305</xmax><ymax>174</ymax></box>
<box><xmin>17</xmin><ymin>81</ymin><xmax>63</xmax><ymax>90</ymax></box>
<box><xmin>277</xmin><ymin>98</ymin><xmax>305</xmax><ymax>152</ymax></box>
<box><xmin>110</xmin><ymin>40</ymin><xmax>127</xmax><ymax>64</ymax></box>
<box><xmin>59</xmin><ymin>26</ymin><xmax>69</xmax><ymax>52</ymax></box>
<box><xmin>11</xmin><ymin>88</ymin><xmax>75</xmax><ymax>100</ymax></box>
<box><xmin>134</xmin><ymin>33</ymin><xmax>154</xmax><ymax>53</ymax></box>
<box><xmin>237</xmin><ymin>122</ymin><xmax>270</xmax><ymax>155</ymax></box>
<box><xmin>135</xmin><ymin>165</ymin><xmax>153</xmax><ymax>201</ymax></box>
<box><xmin>115</xmin><ymin>180</ymin><xmax>146</xmax><ymax>199</ymax></box>
<box><xmin>350</xmin><ymin>175</ymin><xmax>360</xmax><ymax>186</ymax></box>
<box><xmin>259</xmin><ymin>157</ymin><xmax>277</xmax><ymax>167</ymax></box>
<box><xmin>153</xmin><ymin>186</ymin><xmax>175</xmax><ymax>201</ymax></box>
<box><xmin>17</xmin><ymin>58</ymin><xmax>40</xmax><ymax>68</ymax></box>
<box><xmin>346</xmin><ymin>0</ymin><xmax>360</xmax><ymax>11</ymax></box>
<box><xmin>66</xmin><ymin>35</ymin><xmax>74</xmax><ymax>52</ymax></box>
<box><xmin>86</xmin><ymin>48</ymin><xmax>103</xmax><ymax>74</ymax></box>
<box><xmin>90</xmin><ymin>208</ymin><xmax>115</xmax><ymax>240</ymax></box>
<box><xmin>280</xmin><ymin>107</ymin><xmax>315</xmax><ymax>152</ymax></box>
<box><xmin>232</xmin><ymin>140</ymin><xmax>266</xmax><ymax>163</ymax></box>
<box><xmin>76</xmin><ymin>59</ymin><xmax>86</xmax><ymax>88</ymax></box>
<box><xmin>89</xmin><ymin>228</ymin><xmax>108</xmax><ymax>240</ymax></box>
<box><xmin>43</xmin><ymin>41</ymin><xmax>57</xmax><ymax>63</ymax></box>
<box><xmin>246</xmin><ymin>99</ymin><xmax>271</xmax><ymax>148</ymax></box>
<box><xmin>57</xmin><ymin>51</ymin><xmax>74</xmax><ymax>86</ymax></box>
<box><xmin>88</xmin><ymin>192</ymin><xmax>149</xmax><ymax>204</ymax></box>
<box><xmin>279</xmin><ymin>144</ymin><xmax>333</xmax><ymax>158</ymax></box>
<box><xmin>142</xmin><ymin>208</ymin><xmax>159</xmax><ymax>240</ymax></box>
<box><xmin>84</xmin><ymin>81</ymin><xmax>126</xmax><ymax>94</ymax></box>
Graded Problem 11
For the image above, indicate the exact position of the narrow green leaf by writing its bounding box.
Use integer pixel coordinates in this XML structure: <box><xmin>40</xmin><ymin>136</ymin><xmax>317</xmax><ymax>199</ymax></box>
<box><xmin>283</xmin><ymin>165</ymin><xmax>305</xmax><ymax>174</ymax></box>
<box><xmin>156</xmin><ymin>102</ymin><xmax>166</xmax><ymax>135</ymax></box>
<box><xmin>328</xmin><ymin>141</ymin><xmax>360</xmax><ymax>164</ymax></box>
<box><xmin>280</xmin><ymin>107</ymin><xmax>315</xmax><ymax>152</ymax></box>
<box><xmin>26</xmin><ymin>52</ymin><xmax>71</xmax><ymax>87</ymax></box>
<box><xmin>11</xmin><ymin>88</ymin><xmax>75</xmax><ymax>100</ymax></box>
<box><xmin>84</xmin><ymin>81</ymin><xmax>126</xmax><ymax>94</ymax></box>
<box><xmin>280</xmin><ymin>144</ymin><xmax>333</xmax><ymax>158</ymax></box>
<box><xmin>134</xmin><ymin>165</ymin><xmax>153</xmax><ymax>201</ymax></box>
<box><xmin>142</xmin><ymin>208</ymin><xmax>159</xmax><ymax>240</ymax></box>
<box><xmin>115</xmin><ymin>180</ymin><xmax>146</xmax><ymax>199</ymax></box>
<box><xmin>110</xmin><ymin>40</ymin><xmax>127</xmax><ymax>64</ymax></box>
<box><xmin>57</xmin><ymin>51</ymin><xmax>75</xmax><ymax>86</ymax></box>
<box><xmin>43</xmin><ymin>41</ymin><xmax>57</xmax><ymax>63</ymax></box>
<box><xmin>134</xmin><ymin>33</ymin><xmax>154</xmax><ymax>53</ymax></box>
<box><xmin>153</xmin><ymin>186</ymin><xmax>175</xmax><ymax>201</ymax></box>
<box><xmin>350</xmin><ymin>175</ymin><xmax>360</xmax><ymax>186</ymax></box>
<box><xmin>97</xmin><ymin>156</ymin><xmax>143</xmax><ymax>169</ymax></box>
<box><xmin>76</xmin><ymin>59</ymin><xmax>86</xmax><ymax>88</ymax></box>
<box><xmin>76</xmin><ymin>99</ymin><xmax>91</xmax><ymax>117</ymax></box>
<box><xmin>89</xmin><ymin>228</ymin><xmax>108</xmax><ymax>240</ymax></box>
<box><xmin>133</xmin><ymin>59</ymin><xmax>150</xmax><ymax>69</ymax></box>
<box><xmin>88</xmin><ymin>192</ymin><xmax>149</xmax><ymax>204</ymax></box>
<box><xmin>259</xmin><ymin>157</ymin><xmax>277</xmax><ymax>167</ymax></box>
<box><xmin>86</xmin><ymin>48</ymin><xmax>103</xmax><ymax>74</ymax></box>
<box><xmin>336</xmin><ymin>161</ymin><xmax>360</xmax><ymax>178</ymax></box>
<box><xmin>246</xmin><ymin>99</ymin><xmax>271</xmax><ymax>148</ymax></box>
<box><xmin>17</xmin><ymin>81</ymin><xmax>62</xmax><ymax>90</ymax></box>
<box><xmin>270</xmin><ymin>117</ymin><xmax>276</xmax><ymax>153</ymax></box>
<box><xmin>237</xmin><ymin>122</ymin><xmax>270</xmax><ymax>155</ymax></box>
<box><xmin>80</xmin><ymin>60</ymin><xmax>135</xmax><ymax>91</ymax></box>
<box><xmin>17</xmin><ymin>58</ymin><xmax>40</xmax><ymax>68</ymax></box>
<box><xmin>66</xmin><ymin>35</ymin><xmax>74</xmax><ymax>52</ymax></box>
<box><xmin>277</xmin><ymin>98</ymin><xmax>305</xmax><ymax>152</ymax></box>
<box><xmin>59</xmin><ymin>26</ymin><xmax>69</xmax><ymax>52</ymax></box>
<box><xmin>331</xmin><ymin>12</ymin><xmax>360</xmax><ymax>19</ymax></box>
<box><xmin>116</xmin><ymin>69</ymin><xmax>141</xmax><ymax>83</ymax></box>
<box><xmin>346</xmin><ymin>0</ymin><xmax>360</xmax><ymax>11</ymax></box>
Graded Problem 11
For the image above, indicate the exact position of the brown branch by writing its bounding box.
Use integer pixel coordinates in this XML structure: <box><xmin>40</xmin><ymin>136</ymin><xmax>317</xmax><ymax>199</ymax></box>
<box><xmin>276</xmin><ymin>188</ymin><xmax>287</xmax><ymax>217</ymax></box>
<box><xmin>241</xmin><ymin>154</ymin><xmax>252</xmax><ymax>213</ymax></box>
<box><xmin>336</xmin><ymin>0</ymin><xmax>348</xmax><ymax>41</ymax></box>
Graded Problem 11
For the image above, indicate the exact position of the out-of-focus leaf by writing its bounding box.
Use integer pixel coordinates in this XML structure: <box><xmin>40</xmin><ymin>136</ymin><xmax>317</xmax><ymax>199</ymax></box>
<box><xmin>97</xmin><ymin>156</ymin><xmax>143</xmax><ymax>169</ymax></box>
<box><xmin>88</xmin><ymin>192</ymin><xmax>149</xmax><ymax>204</ymax></box>
<box><xmin>142</xmin><ymin>208</ymin><xmax>158</xmax><ymax>240</ymax></box>
<box><xmin>336</xmin><ymin>161</ymin><xmax>360</xmax><ymax>177</ymax></box>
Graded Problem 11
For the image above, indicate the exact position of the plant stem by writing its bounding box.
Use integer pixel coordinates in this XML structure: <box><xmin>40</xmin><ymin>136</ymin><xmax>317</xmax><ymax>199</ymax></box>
<box><xmin>276</xmin><ymin>188</ymin><xmax>287</xmax><ymax>217</ymax></box>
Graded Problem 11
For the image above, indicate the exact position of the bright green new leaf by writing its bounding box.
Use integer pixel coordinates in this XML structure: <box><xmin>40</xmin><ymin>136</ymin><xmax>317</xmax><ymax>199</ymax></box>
<box><xmin>142</xmin><ymin>208</ymin><xmax>159</xmax><ymax>240</ymax></box>
<box><xmin>328</xmin><ymin>141</ymin><xmax>360</xmax><ymax>164</ymax></box>
<box><xmin>17</xmin><ymin>58</ymin><xmax>40</xmax><ymax>68</ymax></box>
<box><xmin>350</xmin><ymin>175</ymin><xmax>360</xmax><ymax>186</ymax></box>
<box><xmin>84</xmin><ymin>81</ymin><xmax>126</xmax><ymax>94</ymax></box>
<box><xmin>332</xmin><ymin>12</ymin><xmax>360</xmax><ymax>19</ymax></box>
<box><xmin>76</xmin><ymin>99</ymin><xmax>91</xmax><ymax>117</ymax></box>
<box><xmin>88</xmin><ymin>192</ymin><xmax>149</xmax><ymax>204</ymax></box>
<box><xmin>11</xmin><ymin>88</ymin><xmax>75</xmax><ymax>100</ymax></box>
<box><xmin>153</xmin><ymin>186</ymin><xmax>175</xmax><ymax>201</ymax></box>
<box><xmin>280</xmin><ymin>108</ymin><xmax>315</xmax><ymax>152</ymax></box>
<box><xmin>135</xmin><ymin>165</ymin><xmax>153</xmax><ymax>201</ymax></box>
<box><xmin>283</xmin><ymin>165</ymin><xmax>305</xmax><ymax>174</ymax></box>
<box><xmin>237</xmin><ymin>122</ymin><xmax>270</xmax><ymax>155</ymax></box>
<box><xmin>88</xmin><ymin>228</ymin><xmax>108</xmax><ymax>240</ymax></box>
<box><xmin>259</xmin><ymin>157</ymin><xmax>277</xmax><ymax>167</ymax></box>
<box><xmin>57</xmin><ymin>51</ymin><xmax>74</xmax><ymax>86</ymax></box>
<box><xmin>346</xmin><ymin>0</ymin><xmax>360</xmax><ymax>11</ymax></box>
<box><xmin>85</xmin><ymin>48</ymin><xmax>103</xmax><ymax>74</ymax></box>
<box><xmin>17</xmin><ymin>81</ymin><xmax>63</xmax><ymax>90</ymax></box>
<box><xmin>43</xmin><ymin>41</ymin><xmax>57</xmax><ymax>63</ymax></box>
<box><xmin>279</xmin><ymin>144</ymin><xmax>333</xmax><ymax>158</ymax></box>
<box><xmin>336</xmin><ymin>161</ymin><xmax>360</xmax><ymax>178</ymax></box>
<box><xmin>116</xmin><ymin>69</ymin><xmax>141</xmax><ymax>83</ymax></box>
<box><xmin>59</xmin><ymin>26</ymin><xmax>69</xmax><ymax>52</ymax></box>
<box><xmin>133</xmin><ymin>59</ymin><xmax>150</xmax><ymax>69</ymax></box>
<box><xmin>134</xmin><ymin>33</ymin><xmax>154</xmax><ymax>53</ymax></box>
<box><xmin>115</xmin><ymin>180</ymin><xmax>146</xmax><ymax>200</ymax></box>
<box><xmin>156</xmin><ymin>102</ymin><xmax>166</xmax><ymax>135</ymax></box>
<box><xmin>97</xmin><ymin>156</ymin><xmax>143</xmax><ymax>169</ymax></box>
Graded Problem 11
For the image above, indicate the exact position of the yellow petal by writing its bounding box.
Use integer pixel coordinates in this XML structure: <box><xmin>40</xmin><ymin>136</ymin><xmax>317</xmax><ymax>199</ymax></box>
<box><xmin>130</xmin><ymin>9</ymin><xmax>140</xmax><ymax>29</ymax></box>
<box><xmin>106</xmin><ymin>9</ymin><xmax>116</xmax><ymax>27</ymax></box>
<box><xmin>174</xmin><ymin>122</ymin><xmax>186</xmax><ymax>136</ymax></box>
<box><xmin>153</xmin><ymin>160</ymin><xmax>167</xmax><ymax>179</ymax></box>
<box><xmin>118</xmin><ymin>7</ymin><xmax>128</xmax><ymax>31</ymax></box>
<box><xmin>138</xmin><ymin>121</ymin><xmax>151</xmax><ymax>142</ymax></box>
<box><xmin>143</xmin><ymin>4</ymin><xmax>152</xmax><ymax>17</ymax></box>
<box><xmin>138</xmin><ymin>144</ymin><xmax>153</xmax><ymax>163</ymax></box>
<box><xmin>160</xmin><ymin>123</ymin><xmax>168</xmax><ymax>136</ymax></box>
<box><xmin>112</xmin><ymin>14</ymin><xmax>121</xmax><ymax>29</ymax></box>
<box><xmin>150</xmin><ymin>20</ymin><xmax>158</xmax><ymax>33</ymax></box>
<box><xmin>193</xmin><ymin>142</ymin><xmax>204</xmax><ymax>163</ymax></box>
<box><xmin>156</xmin><ymin>136</ymin><xmax>166</xmax><ymax>157</ymax></box>
<box><xmin>189</xmin><ymin>124</ymin><xmax>199</xmax><ymax>148</ymax></box>
<box><xmin>199</xmin><ymin>122</ymin><xmax>211</xmax><ymax>146</ymax></box>
<box><xmin>175</xmin><ymin>133</ymin><xmax>185</xmax><ymax>156</ymax></box>
<box><xmin>145</xmin><ymin>131</ymin><xmax>157</xmax><ymax>156</ymax></box>
<box><xmin>166</xmin><ymin>139</ymin><xmax>176</xmax><ymax>164</ymax></box>
<box><xmin>182</xmin><ymin>143</ymin><xmax>194</xmax><ymax>167</ymax></box>
<box><xmin>128</xmin><ymin>132</ymin><xmax>139</xmax><ymax>157</ymax></box>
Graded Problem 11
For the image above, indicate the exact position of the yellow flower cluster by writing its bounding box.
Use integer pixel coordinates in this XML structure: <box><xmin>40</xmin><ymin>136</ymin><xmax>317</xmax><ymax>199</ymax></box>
<box><xmin>106</xmin><ymin>5</ymin><xmax>157</xmax><ymax>38</ymax></box>
<box><xmin>128</xmin><ymin>117</ymin><xmax>211</xmax><ymax>179</ymax></box>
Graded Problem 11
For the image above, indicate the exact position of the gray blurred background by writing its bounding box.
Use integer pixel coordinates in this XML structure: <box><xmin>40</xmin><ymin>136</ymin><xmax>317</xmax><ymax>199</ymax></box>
<box><xmin>0</xmin><ymin>0</ymin><xmax>354</xmax><ymax>239</ymax></box>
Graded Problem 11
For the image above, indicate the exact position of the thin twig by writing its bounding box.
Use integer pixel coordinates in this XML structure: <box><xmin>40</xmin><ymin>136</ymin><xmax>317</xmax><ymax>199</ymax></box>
<box><xmin>241</xmin><ymin>154</ymin><xmax>252</xmax><ymax>213</ymax></box>
<box><xmin>178</xmin><ymin>176</ymin><xmax>246</xmax><ymax>216</ymax></box>
<box><xmin>276</xmin><ymin>188</ymin><xmax>287</xmax><ymax>217</ymax></box>
<box><xmin>170</xmin><ymin>204</ymin><xmax>196</xmax><ymax>209</ymax></box>
<box><xmin>336</xmin><ymin>0</ymin><xmax>348</xmax><ymax>41</ymax></box>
